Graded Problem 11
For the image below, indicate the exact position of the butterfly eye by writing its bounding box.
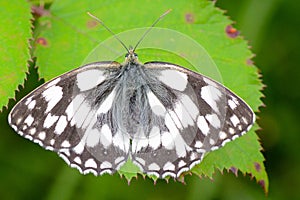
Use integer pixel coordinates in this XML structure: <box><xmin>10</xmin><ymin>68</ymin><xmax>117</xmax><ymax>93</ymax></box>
<box><xmin>134</xmin><ymin>53</ymin><xmax>138</xmax><ymax>57</ymax></box>
<box><xmin>125</xmin><ymin>53</ymin><xmax>129</xmax><ymax>58</ymax></box>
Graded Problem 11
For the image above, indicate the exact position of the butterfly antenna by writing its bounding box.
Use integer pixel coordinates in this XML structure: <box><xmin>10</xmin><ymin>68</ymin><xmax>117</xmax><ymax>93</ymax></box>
<box><xmin>87</xmin><ymin>12</ymin><xmax>130</xmax><ymax>53</ymax></box>
<box><xmin>133</xmin><ymin>9</ymin><xmax>172</xmax><ymax>52</ymax></box>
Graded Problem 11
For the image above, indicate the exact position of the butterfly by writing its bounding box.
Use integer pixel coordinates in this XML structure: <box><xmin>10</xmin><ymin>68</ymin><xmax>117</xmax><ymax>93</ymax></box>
<box><xmin>8</xmin><ymin>11</ymin><xmax>255</xmax><ymax>179</ymax></box>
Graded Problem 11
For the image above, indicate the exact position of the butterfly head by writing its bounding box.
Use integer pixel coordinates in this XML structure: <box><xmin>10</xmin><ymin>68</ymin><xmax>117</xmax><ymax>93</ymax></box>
<box><xmin>125</xmin><ymin>46</ymin><xmax>138</xmax><ymax>63</ymax></box>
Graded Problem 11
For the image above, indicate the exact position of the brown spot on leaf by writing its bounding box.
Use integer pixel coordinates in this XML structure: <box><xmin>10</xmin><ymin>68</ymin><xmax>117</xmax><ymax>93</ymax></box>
<box><xmin>226</xmin><ymin>25</ymin><xmax>240</xmax><ymax>38</ymax></box>
<box><xmin>36</xmin><ymin>37</ymin><xmax>48</xmax><ymax>46</ymax></box>
<box><xmin>185</xmin><ymin>13</ymin><xmax>195</xmax><ymax>24</ymax></box>
<box><xmin>258</xmin><ymin>180</ymin><xmax>266</xmax><ymax>190</ymax></box>
<box><xmin>230</xmin><ymin>167</ymin><xmax>238</xmax><ymax>176</ymax></box>
<box><xmin>86</xmin><ymin>20</ymin><xmax>98</xmax><ymax>29</ymax></box>
<box><xmin>246</xmin><ymin>58</ymin><xmax>254</xmax><ymax>65</ymax></box>
<box><xmin>31</xmin><ymin>5</ymin><xmax>50</xmax><ymax>17</ymax></box>
<box><xmin>254</xmin><ymin>162</ymin><xmax>261</xmax><ymax>172</ymax></box>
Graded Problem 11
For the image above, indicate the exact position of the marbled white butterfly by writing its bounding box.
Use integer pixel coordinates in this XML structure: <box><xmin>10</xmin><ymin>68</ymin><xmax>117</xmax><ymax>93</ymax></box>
<box><xmin>8</xmin><ymin>11</ymin><xmax>255</xmax><ymax>178</ymax></box>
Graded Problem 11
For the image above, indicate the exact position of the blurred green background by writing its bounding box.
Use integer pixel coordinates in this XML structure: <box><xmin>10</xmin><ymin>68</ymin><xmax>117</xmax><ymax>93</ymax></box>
<box><xmin>1</xmin><ymin>0</ymin><xmax>299</xmax><ymax>199</ymax></box>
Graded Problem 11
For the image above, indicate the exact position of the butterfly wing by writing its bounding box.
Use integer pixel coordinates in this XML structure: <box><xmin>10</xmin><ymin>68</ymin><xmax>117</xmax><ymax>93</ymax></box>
<box><xmin>9</xmin><ymin>60</ymin><xmax>255</xmax><ymax>178</ymax></box>
<box><xmin>8</xmin><ymin>61</ymin><xmax>130</xmax><ymax>175</ymax></box>
<box><xmin>130</xmin><ymin>61</ymin><xmax>255</xmax><ymax>178</ymax></box>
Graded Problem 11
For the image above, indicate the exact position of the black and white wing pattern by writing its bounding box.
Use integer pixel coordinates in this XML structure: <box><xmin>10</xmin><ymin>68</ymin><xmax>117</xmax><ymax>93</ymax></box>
<box><xmin>130</xmin><ymin>62</ymin><xmax>255</xmax><ymax>178</ymax></box>
<box><xmin>8</xmin><ymin>61</ymin><xmax>130</xmax><ymax>175</ymax></box>
<box><xmin>8</xmin><ymin>59</ymin><xmax>255</xmax><ymax>178</ymax></box>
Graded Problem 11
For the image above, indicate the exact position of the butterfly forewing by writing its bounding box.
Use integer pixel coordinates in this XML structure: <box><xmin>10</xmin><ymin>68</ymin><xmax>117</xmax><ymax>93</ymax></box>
<box><xmin>8</xmin><ymin>59</ymin><xmax>255</xmax><ymax>178</ymax></box>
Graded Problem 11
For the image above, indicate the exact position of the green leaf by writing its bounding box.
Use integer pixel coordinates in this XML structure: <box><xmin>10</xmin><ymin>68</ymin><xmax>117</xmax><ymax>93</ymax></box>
<box><xmin>0</xmin><ymin>1</ymin><xmax>32</xmax><ymax>109</ymax></box>
<box><xmin>193</xmin><ymin>125</ymin><xmax>268</xmax><ymax>191</ymax></box>
<box><xmin>32</xmin><ymin>0</ymin><xmax>266</xmax><ymax>192</ymax></box>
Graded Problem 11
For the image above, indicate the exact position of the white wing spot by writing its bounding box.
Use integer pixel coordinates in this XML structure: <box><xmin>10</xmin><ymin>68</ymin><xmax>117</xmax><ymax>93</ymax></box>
<box><xmin>76</xmin><ymin>69</ymin><xmax>105</xmax><ymax>91</ymax></box>
<box><xmin>73</xmin><ymin>142</ymin><xmax>85</xmax><ymax>154</ymax></box>
<box><xmin>42</xmin><ymin>85</ymin><xmax>63</xmax><ymax>113</ymax></box>
<box><xmin>43</xmin><ymin>113</ymin><xmax>59</xmax><ymax>128</ymax></box>
<box><xmin>194</xmin><ymin>141</ymin><xmax>203</xmax><ymax>148</ymax></box>
<box><xmin>158</xmin><ymin>69</ymin><xmax>188</xmax><ymax>91</ymax></box>
<box><xmin>173</xmin><ymin>95</ymin><xmax>197</xmax><ymax>128</ymax></box>
<box><xmin>82</xmin><ymin>109</ymin><xmax>97</xmax><ymax>129</ymax></box>
<box><xmin>230</xmin><ymin>115</ymin><xmax>240</xmax><ymax>127</ymax></box>
<box><xmin>100</xmin><ymin>124</ymin><xmax>112</xmax><ymax>148</ymax></box>
<box><xmin>178</xmin><ymin>160</ymin><xmax>186</xmax><ymax>168</ymax></box>
<box><xmin>25</xmin><ymin>96</ymin><xmax>33</xmax><ymax>105</ymax></box>
<box><xmin>61</xmin><ymin>149</ymin><xmax>70</xmax><ymax>156</ymax></box>
<box><xmin>28</xmin><ymin>100</ymin><xmax>36</xmax><ymax>110</ymax></box>
<box><xmin>148</xmin><ymin>126</ymin><xmax>161</xmax><ymax>150</ymax></box>
<box><xmin>59</xmin><ymin>153</ymin><xmax>70</xmax><ymax>165</ymax></box>
<box><xmin>61</xmin><ymin>140</ymin><xmax>71</xmax><ymax>148</ymax></box>
<box><xmin>148</xmin><ymin>163</ymin><xmax>160</xmax><ymax>171</ymax></box>
<box><xmin>11</xmin><ymin>125</ymin><xmax>17</xmax><ymax>132</ymax></box>
<box><xmin>200</xmin><ymin>85</ymin><xmax>222</xmax><ymax>113</ymax></box>
<box><xmin>73</xmin><ymin>100</ymin><xmax>91</xmax><ymax>128</ymax></box>
<box><xmin>238</xmin><ymin>125</ymin><xmax>243</xmax><ymax>130</ymax></box>
<box><xmin>219</xmin><ymin>131</ymin><xmax>227</xmax><ymax>140</ymax></box>
<box><xmin>211</xmin><ymin>146</ymin><xmax>219</xmax><ymax>151</ymax></box>
<box><xmin>65</xmin><ymin>94</ymin><xmax>85</xmax><ymax>121</ymax></box>
<box><xmin>22</xmin><ymin>125</ymin><xmax>27</xmax><ymax>130</ymax></box>
<box><xmin>161</xmin><ymin>131</ymin><xmax>174</xmax><ymax>150</ymax></box>
<box><xmin>229</xmin><ymin>127</ymin><xmax>235</xmax><ymax>134</ymax></box>
<box><xmin>50</xmin><ymin>139</ymin><xmax>55</xmax><ymax>145</ymax></box>
<box><xmin>242</xmin><ymin>117</ymin><xmax>248</xmax><ymax>124</ymax></box>
<box><xmin>38</xmin><ymin>131</ymin><xmax>46</xmax><ymax>140</ymax></box>
<box><xmin>165</xmin><ymin>113</ymin><xmax>189</xmax><ymax>157</ymax></box>
<box><xmin>85</xmin><ymin>158</ymin><xmax>97</xmax><ymax>168</ymax></box>
<box><xmin>112</xmin><ymin>131</ymin><xmax>130</xmax><ymax>153</ymax></box>
<box><xmin>231</xmin><ymin>96</ymin><xmax>239</xmax><ymax>105</ymax></box>
<box><xmin>168</xmin><ymin>110</ymin><xmax>183</xmax><ymax>129</ymax></box>
<box><xmin>190</xmin><ymin>152</ymin><xmax>198</xmax><ymax>161</ymax></box>
<box><xmin>115</xmin><ymin>156</ymin><xmax>125</xmax><ymax>165</ymax></box>
<box><xmin>83</xmin><ymin>169</ymin><xmax>97</xmax><ymax>176</ymax></box>
<box><xmin>222</xmin><ymin>139</ymin><xmax>231</xmax><ymax>146</ymax></box>
<box><xmin>180</xmin><ymin>94</ymin><xmax>199</xmax><ymax>121</ymax></box>
<box><xmin>16</xmin><ymin>117</ymin><xmax>22</xmax><ymax>125</ymax></box>
<box><xmin>97</xmin><ymin>89</ymin><xmax>116</xmax><ymax>114</ymax></box>
<box><xmin>74</xmin><ymin>156</ymin><xmax>82</xmax><ymax>164</ymax></box>
<box><xmin>163</xmin><ymin>162</ymin><xmax>175</xmax><ymax>171</ymax></box>
<box><xmin>197</xmin><ymin>116</ymin><xmax>209</xmax><ymax>136</ymax></box>
<box><xmin>132</xmin><ymin>132</ymin><xmax>148</xmax><ymax>153</ymax></box>
<box><xmin>45</xmin><ymin>77</ymin><xmax>61</xmax><ymax>88</ymax></box>
<box><xmin>54</xmin><ymin>116</ymin><xmax>68</xmax><ymax>135</ymax></box>
<box><xmin>24</xmin><ymin>115</ymin><xmax>34</xmax><ymax>126</ymax></box>
<box><xmin>232</xmin><ymin>135</ymin><xmax>239</xmax><ymax>140</ymax></box>
<box><xmin>205</xmin><ymin>113</ymin><xmax>221</xmax><ymax>129</ymax></box>
<box><xmin>203</xmin><ymin>77</ymin><xmax>218</xmax><ymax>87</ymax></box>
<box><xmin>100</xmin><ymin>161</ymin><xmax>112</xmax><ymax>169</ymax></box>
<box><xmin>228</xmin><ymin>99</ymin><xmax>237</xmax><ymax>109</ymax></box>
<box><xmin>24</xmin><ymin>134</ymin><xmax>33</xmax><ymax>140</ymax></box>
<box><xmin>209</xmin><ymin>138</ymin><xmax>215</xmax><ymax>145</ymax></box>
<box><xmin>147</xmin><ymin>91</ymin><xmax>166</xmax><ymax>116</ymax></box>
<box><xmin>45</xmin><ymin>146</ymin><xmax>54</xmax><ymax>151</ymax></box>
<box><xmin>135</xmin><ymin>157</ymin><xmax>146</xmax><ymax>166</ymax></box>
<box><xmin>86</xmin><ymin>128</ymin><xmax>101</xmax><ymax>148</ymax></box>
<box><xmin>29</xmin><ymin>128</ymin><xmax>36</xmax><ymax>135</ymax></box>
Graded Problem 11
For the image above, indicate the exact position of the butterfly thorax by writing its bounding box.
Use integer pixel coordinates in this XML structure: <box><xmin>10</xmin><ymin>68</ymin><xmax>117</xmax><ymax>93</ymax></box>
<box><xmin>112</xmin><ymin>58</ymin><xmax>151</xmax><ymax>139</ymax></box>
